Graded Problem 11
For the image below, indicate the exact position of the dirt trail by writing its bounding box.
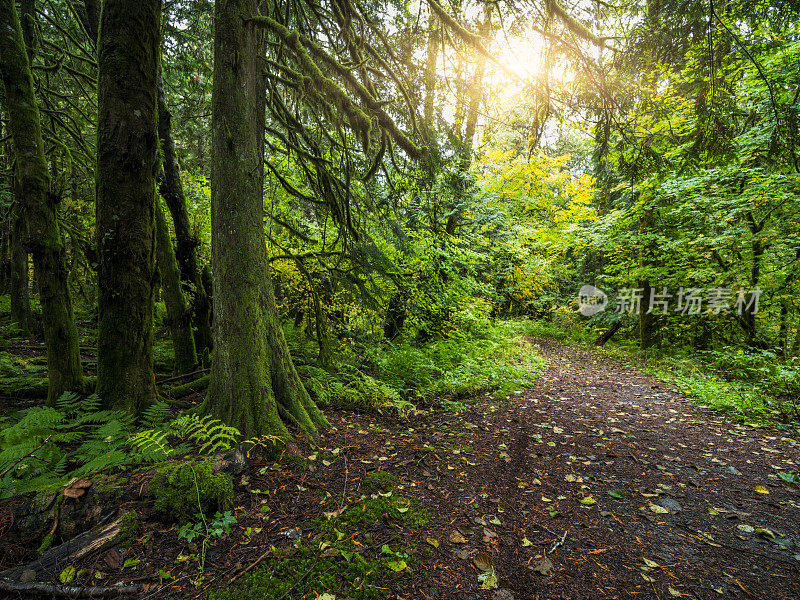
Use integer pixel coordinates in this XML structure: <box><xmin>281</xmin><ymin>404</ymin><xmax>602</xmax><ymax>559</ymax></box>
<box><xmin>28</xmin><ymin>337</ymin><xmax>797</xmax><ymax>600</ymax></box>
<box><xmin>360</xmin><ymin>337</ymin><xmax>800</xmax><ymax>599</ymax></box>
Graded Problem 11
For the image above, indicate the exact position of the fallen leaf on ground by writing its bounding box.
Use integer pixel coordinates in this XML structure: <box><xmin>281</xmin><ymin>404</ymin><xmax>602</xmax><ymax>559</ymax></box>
<box><xmin>530</xmin><ymin>555</ymin><xmax>553</xmax><ymax>575</ymax></box>
<box><xmin>449</xmin><ymin>530</ymin><xmax>467</xmax><ymax>544</ymax></box>
<box><xmin>478</xmin><ymin>570</ymin><xmax>499</xmax><ymax>589</ymax></box>
<box><xmin>473</xmin><ymin>552</ymin><xmax>493</xmax><ymax>572</ymax></box>
<box><xmin>387</xmin><ymin>560</ymin><xmax>407</xmax><ymax>572</ymax></box>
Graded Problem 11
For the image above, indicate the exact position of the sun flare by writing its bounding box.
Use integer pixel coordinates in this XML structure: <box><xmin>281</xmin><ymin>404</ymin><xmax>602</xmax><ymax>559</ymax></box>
<box><xmin>494</xmin><ymin>33</ymin><xmax>546</xmax><ymax>79</ymax></box>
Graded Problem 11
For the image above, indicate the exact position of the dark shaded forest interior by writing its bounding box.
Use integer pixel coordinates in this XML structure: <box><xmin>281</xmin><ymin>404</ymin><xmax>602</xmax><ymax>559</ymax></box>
<box><xmin>0</xmin><ymin>0</ymin><xmax>798</xmax><ymax>598</ymax></box>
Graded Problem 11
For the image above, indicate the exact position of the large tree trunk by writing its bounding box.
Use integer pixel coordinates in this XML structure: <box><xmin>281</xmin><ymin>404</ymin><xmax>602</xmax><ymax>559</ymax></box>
<box><xmin>205</xmin><ymin>0</ymin><xmax>327</xmax><ymax>438</ymax></box>
<box><xmin>0</xmin><ymin>0</ymin><xmax>83</xmax><ymax>404</ymax></box>
<box><xmin>95</xmin><ymin>0</ymin><xmax>161</xmax><ymax>412</ymax></box>
<box><xmin>9</xmin><ymin>198</ymin><xmax>31</xmax><ymax>331</ymax></box>
<box><xmin>155</xmin><ymin>196</ymin><xmax>197</xmax><ymax>374</ymax></box>
<box><xmin>3</xmin><ymin>116</ymin><xmax>30</xmax><ymax>327</ymax></box>
<box><xmin>638</xmin><ymin>281</ymin><xmax>655</xmax><ymax>349</ymax></box>
<box><xmin>157</xmin><ymin>82</ymin><xmax>213</xmax><ymax>355</ymax></box>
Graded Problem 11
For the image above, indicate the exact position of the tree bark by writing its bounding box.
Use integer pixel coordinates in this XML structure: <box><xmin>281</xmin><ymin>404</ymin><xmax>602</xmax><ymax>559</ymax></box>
<box><xmin>638</xmin><ymin>281</ymin><xmax>655</xmax><ymax>349</ymax></box>
<box><xmin>9</xmin><ymin>198</ymin><xmax>31</xmax><ymax>331</ymax></box>
<box><xmin>157</xmin><ymin>81</ymin><xmax>212</xmax><ymax>355</ymax></box>
<box><xmin>95</xmin><ymin>0</ymin><xmax>161</xmax><ymax>412</ymax></box>
<box><xmin>461</xmin><ymin>3</ymin><xmax>491</xmax><ymax>164</ymax></box>
<box><xmin>205</xmin><ymin>0</ymin><xmax>327</xmax><ymax>438</ymax></box>
<box><xmin>155</xmin><ymin>196</ymin><xmax>197</xmax><ymax>374</ymax></box>
<box><xmin>0</xmin><ymin>0</ymin><xmax>83</xmax><ymax>404</ymax></box>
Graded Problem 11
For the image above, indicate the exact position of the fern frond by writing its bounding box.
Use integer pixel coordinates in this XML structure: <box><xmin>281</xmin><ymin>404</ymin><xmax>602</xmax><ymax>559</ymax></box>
<box><xmin>140</xmin><ymin>401</ymin><xmax>171</xmax><ymax>428</ymax></box>
<box><xmin>73</xmin><ymin>450</ymin><xmax>128</xmax><ymax>477</ymax></box>
<box><xmin>129</xmin><ymin>429</ymin><xmax>174</xmax><ymax>461</ymax></box>
<box><xmin>0</xmin><ymin>407</ymin><xmax>63</xmax><ymax>447</ymax></box>
<box><xmin>55</xmin><ymin>391</ymin><xmax>83</xmax><ymax>413</ymax></box>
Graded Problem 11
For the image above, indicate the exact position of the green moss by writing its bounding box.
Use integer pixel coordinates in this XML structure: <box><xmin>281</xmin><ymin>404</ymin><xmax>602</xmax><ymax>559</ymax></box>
<box><xmin>281</xmin><ymin>453</ymin><xmax>310</xmax><ymax>472</ymax></box>
<box><xmin>37</xmin><ymin>532</ymin><xmax>55</xmax><ymax>553</ymax></box>
<box><xmin>94</xmin><ymin>475</ymin><xmax>124</xmax><ymax>501</ymax></box>
<box><xmin>363</xmin><ymin>470</ymin><xmax>397</xmax><ymax>492</ymax></box>
<box><xmin>208</xmin><ymin>543</ymin><xmax>381</xmax><ymax>600</ymax></box>
<box><xmin>317</xmin><ymin>493</ymin><xmax>430</xmax><ymax>533</ymax></box>
<box><xmin>117</xmin><ymin>510</ymin><xmax>142</xmax><ymax>548</ymax></box>
<box><xmin>212</xmin><ymin>492</ymin><xmax>428</xmax><ymax>600</ymax></box>
<box><xmin>150</xmin><ymin>459</ymin><xmax>233</xmax><ymax>524</ymax></box>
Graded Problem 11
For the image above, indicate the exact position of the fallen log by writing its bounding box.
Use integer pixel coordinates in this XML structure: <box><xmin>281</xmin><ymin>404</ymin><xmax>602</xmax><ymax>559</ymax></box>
<box><xmin>1</xmin><ymin>514</ymin><xmax>125</xmax><ymax>581</ymax></box>
<box><xmin>0</xmin><ymin>376</ymin><xmax>96</xmax><ymax>399</ymax></box>
<box><xmin>0</xmin><ymin>580</ymin><xmax>141</xmax><ymax>597</ymax></box>
<box><xmin>593</xmin><ymin>321</ymin><xmax>623</xmax><ymax>346</ymax></box>
<box><xmin>163</xmin><ymin>374</ymin><xmax>210</xmax><ymax>399</ymax></box>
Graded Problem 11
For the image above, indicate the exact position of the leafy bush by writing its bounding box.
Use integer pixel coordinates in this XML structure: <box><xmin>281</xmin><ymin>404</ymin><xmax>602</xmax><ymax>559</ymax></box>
<box><xmin>378</xmin><ymin>321</ymin><xmax>544</xmax><ymax>402</ymax></box>
<box><xmin>701</xmin><ymin>347</ymin><xmax>777</xmax><ymax>382</ymax></box>
<box><xmin>300</xmin><ymin>366</ymin><xmax>403</xmax><ymax>412</ymax></box>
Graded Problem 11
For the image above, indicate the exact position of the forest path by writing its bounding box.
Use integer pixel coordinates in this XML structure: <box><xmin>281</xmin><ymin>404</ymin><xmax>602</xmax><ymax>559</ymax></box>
<box><xmin>354</xmin><ymin>336</ymin><xmax>800</xmax><ymax>599</ymax></box>
<box><xmin>88</xmin><ymin>337</ymin><xmax>799</xmax><ymax>600</ymax></box>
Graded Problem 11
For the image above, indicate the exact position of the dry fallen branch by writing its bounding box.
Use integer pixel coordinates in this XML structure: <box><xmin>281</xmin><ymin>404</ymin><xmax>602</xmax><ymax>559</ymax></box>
<box><xmin>0</xmin><ymin>580</ymin><xmax>141</xmax><ymax>597</ymax></box>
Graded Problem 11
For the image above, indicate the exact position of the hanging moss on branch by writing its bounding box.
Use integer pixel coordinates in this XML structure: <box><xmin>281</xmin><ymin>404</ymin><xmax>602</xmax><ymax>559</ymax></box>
<box><xmin>251</xmin><ymin>16</ymin><xmax>425</xmax><ymax>161</ymax></box>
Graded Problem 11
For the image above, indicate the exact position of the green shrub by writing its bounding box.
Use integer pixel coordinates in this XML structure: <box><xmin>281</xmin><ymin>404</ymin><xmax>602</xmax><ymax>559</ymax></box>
<box><xmin>150</xmin><ymin>459</ymin><xmax>233</xmax><ymax>524</ymax></box>
<box><xmin>702</xmin><ymin>347</ymin><xmax>777</xmax><ymax>382</ymax></box>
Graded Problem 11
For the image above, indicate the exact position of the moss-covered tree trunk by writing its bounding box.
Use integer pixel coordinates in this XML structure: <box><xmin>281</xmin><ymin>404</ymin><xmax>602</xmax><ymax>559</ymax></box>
<box><xmin>95</xmin><ymin>0</ymin><xmax>161</xmax><ymax>412</ymax></box>
<box><xmin>3</xmin><ymin>117</ymin><xmax>31</xmax><ymax>330</ymax></box>
<box><xmin>9</xmin><ymin>197</ymin><xmax>31</xmax><ymax>332</ymax></box>
<box><xmin>205</xmin><ymin>0</ymin><xmax>327</xmax><ymax>438</ymax></box>
<box><xmin>423</xmin><ymin>12</ymin><xmax>440</xmax><ymax>126</ymax></box>
<box><xmin>155</xmin><ymin>196</ymin><xmax>197</xmax><ymax>374</ymax></box>
<box><xmin>0</xmin><ymin>0</ymin><xmax>83</xmax><ymax>404</ymax></box>
<box><xmin>157</xmin><ymin>82</ymin><xmax>212</xmax><ymax>355</ymax></box>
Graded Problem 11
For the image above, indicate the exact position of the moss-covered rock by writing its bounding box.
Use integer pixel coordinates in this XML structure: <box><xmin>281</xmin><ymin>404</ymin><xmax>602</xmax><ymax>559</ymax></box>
<box><xmin>150</xmin><ymin>459</ymin><xmax>233</xmax><ymax>524</ymax></box>
<box><xmin>363</xmin><ymin>470</ymin><xmax>397</xmax><ymax>492</ymax></box>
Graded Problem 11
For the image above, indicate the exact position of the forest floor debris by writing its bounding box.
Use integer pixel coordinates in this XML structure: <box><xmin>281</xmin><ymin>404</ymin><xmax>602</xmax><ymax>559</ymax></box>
<box><xmin>2</xmin><ymin>337</ymin><xmax>799</xmax><ymax>599</ymax></box>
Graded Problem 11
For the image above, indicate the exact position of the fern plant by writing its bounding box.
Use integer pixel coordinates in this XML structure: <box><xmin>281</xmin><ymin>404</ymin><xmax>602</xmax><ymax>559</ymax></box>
<box><xmin>129</xmin><ymin>413</ymin><xmax>240</xmax><ymax>462</ymax></box>
<box><xmin>0</xmin><ymin>393</ymin><xmax>135</xmax><ymax>498</ymax></box>
<box><xmin>0</xmin><ymin>390</ymin><xmax>248</xmax><ymax>500</ymax></box>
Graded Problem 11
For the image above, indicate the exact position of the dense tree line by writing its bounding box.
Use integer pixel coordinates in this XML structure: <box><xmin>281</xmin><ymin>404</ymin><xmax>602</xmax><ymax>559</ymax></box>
<box><xmin>1</xmin><ymin>0</ymin><xmax>798</xmax><ymax>442</ymax></box>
